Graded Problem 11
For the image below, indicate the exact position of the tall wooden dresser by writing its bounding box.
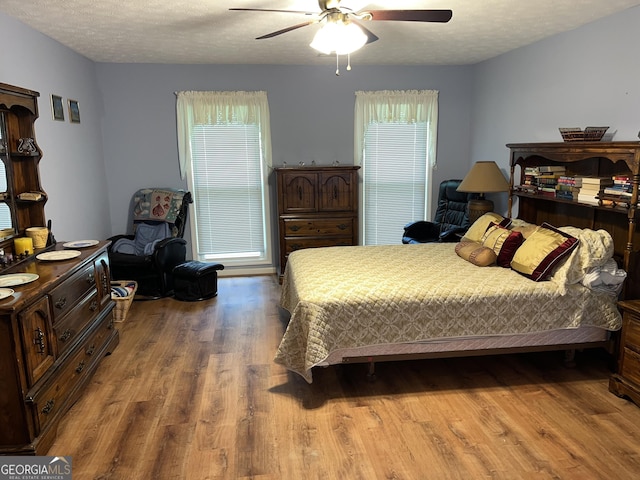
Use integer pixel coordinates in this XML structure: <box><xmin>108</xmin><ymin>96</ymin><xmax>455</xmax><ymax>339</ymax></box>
<box><xmin>0</xmin><ymin>242</ymin><xmax>118</xmax><ymax>455</ymax></box>
<box><xmin>275</xmin><ymin>165</ymin><xmax>360</xmax><ymax>279</ymax></box>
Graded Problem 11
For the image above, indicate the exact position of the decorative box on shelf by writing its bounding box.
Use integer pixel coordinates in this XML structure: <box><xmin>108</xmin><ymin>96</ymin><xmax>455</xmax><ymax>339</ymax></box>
<box><xmin>559</xmin><ymin>126</ymin><xmax>608</xmax><ymax>142</ymax></box>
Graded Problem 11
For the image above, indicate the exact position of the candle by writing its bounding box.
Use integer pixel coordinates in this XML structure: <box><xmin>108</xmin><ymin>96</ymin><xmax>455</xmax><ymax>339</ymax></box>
<box><xmin>14</xmin><ymin>237</ymin><xmax>33</xmax><ymax>256</ymax></box>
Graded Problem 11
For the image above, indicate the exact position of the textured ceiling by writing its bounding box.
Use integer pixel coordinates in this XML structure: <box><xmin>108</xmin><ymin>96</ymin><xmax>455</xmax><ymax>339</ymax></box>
<box><xmin>2</xmin><ymin>0</ymin><xmax>640</xmax><ymax>65</ymax></box>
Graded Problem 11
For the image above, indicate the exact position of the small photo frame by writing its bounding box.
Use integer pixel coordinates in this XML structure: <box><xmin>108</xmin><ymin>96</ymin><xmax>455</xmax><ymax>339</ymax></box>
<box><xmin>51</xmin><ymin>94</ymin><xmax>64</xmax><ymax>121</ymax></box>
<box><xmin>68</xmin><ymin>99</ymin><xmax>80</xmax><ymax>124</ymax></box>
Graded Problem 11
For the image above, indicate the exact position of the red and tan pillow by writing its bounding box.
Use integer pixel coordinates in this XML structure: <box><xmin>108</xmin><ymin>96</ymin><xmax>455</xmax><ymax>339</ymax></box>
<box><xmin>480</xmin><ymin>223</ymin><xmax>525</xmax><ymax>268</ymax></box>
<box><xmin>462</xmin><ymin>213</ymin><xmax>512</xmax><ymax>243</ymax></box>
<box><xmin>510</xmin><ymin>222</ymin><xmax>579</xmax><ymax>281</ymax></box>
<box><xmin>455</xmin><ymin>241</ymin><xmax>497</xmax><ymax>267</ymax></box>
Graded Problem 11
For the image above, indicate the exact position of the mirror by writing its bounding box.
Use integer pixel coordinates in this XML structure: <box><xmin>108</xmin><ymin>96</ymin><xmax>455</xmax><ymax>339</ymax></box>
<box><xmin>0</xmin><ymin>113</ymin><xmax>13</xmax><ymax>231</ymax></box>
<box><xmin>0</xmin><ymin>157</ymin><xmax>9</xmax><ymax>228</ymax></box>
<box><xmin>0</xmin><ymin>111</ymin><xmax>5</xmax><ymax>154</ymax></box>
<box><xmin>0</xmin><ymin>206</ymin><xmax>10</xmax><ymax>229</ymax></box>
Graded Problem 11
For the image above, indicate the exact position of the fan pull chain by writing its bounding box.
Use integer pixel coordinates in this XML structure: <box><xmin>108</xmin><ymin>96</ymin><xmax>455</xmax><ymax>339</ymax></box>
<box><xmin>334</xmin><ymin>54</ymin><xmax>354</xmax><ymax>75</ymax></box>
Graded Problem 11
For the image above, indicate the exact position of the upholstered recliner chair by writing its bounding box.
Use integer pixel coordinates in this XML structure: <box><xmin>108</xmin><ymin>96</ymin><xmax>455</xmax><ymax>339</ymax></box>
<box><xmin>402</xmin><ymin>179</ymin><xmax>476</xmax><ymax>244</ymax></box>
<box><xmin>108</xmin><ymin>188</ymin><xmax>192</xmax><ymax>298</ymax></box>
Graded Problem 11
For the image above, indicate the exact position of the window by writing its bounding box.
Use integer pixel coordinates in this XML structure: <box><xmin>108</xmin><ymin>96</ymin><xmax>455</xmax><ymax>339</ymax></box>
<box><xmin>354</xmin><ymin>90</ymin><xmax>439</xmax><ymax>245</ymax></box>
<box><xmin>176</xmin><ymin>91</ymin><xmax>273</xmax><ymax>270</ymax></box>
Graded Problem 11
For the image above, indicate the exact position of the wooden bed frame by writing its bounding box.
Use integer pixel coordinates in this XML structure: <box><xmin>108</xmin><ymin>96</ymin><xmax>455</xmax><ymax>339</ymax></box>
<box><xmin>308</xmin><ymin>142</ymin><xmax>640</xmax><ymax>378</ymax></box>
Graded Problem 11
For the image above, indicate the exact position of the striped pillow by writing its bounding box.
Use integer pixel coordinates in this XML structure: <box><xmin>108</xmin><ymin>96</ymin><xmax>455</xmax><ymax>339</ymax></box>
<box><xmin>510</xmin><ymin>223</ymin><xmax>579</xmax><ymax>281</ymax></box>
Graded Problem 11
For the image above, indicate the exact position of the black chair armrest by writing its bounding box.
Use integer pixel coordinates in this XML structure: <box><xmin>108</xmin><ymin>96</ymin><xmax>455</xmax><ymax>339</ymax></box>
<box><xmin>152</xmin><ymin>238</ymin><xmax>187</xmax><ymax>272</ymax></box>
<box><xmin>402</xmin><ymin>221</ymin><xmax>441</xmax><ymax>243</ymax></box>
<box><xmin>107</xmin><ymin>234</ymin><xmax>134</xmax><ymax>251</ymax></box>
<box><xmin>153</xmin><ymin>237</ymin><xmax>186</xmax><ymax>251</ymax></box>
<box><xmin>438</xmin><ymin>226</ymin><xmax>467</xmax><ymax>242</ymax></box>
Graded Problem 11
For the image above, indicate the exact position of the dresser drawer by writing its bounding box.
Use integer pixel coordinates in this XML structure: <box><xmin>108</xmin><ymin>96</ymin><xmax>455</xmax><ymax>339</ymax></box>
<box><xmin>284</xmin><ymin>236</ymin><xmax>354</xmax><ymax>254</ymax></box>
<box><xmin>621</xmin><ymin>347</ymin><xmax>640</xmax><ymax>386</ymax></box>
<box><xmin>26</xmin><ymin>308</ymin><xmax>115</xmax><ymax>434</ymax></box>
<box><xmin>49</xmin><ymin>263</ymin><xmax>96</xmax><ymax>322</ymax></box>
<box><xmin>623</xmin><ymin>315</ymin><xmax>640</xmax><ymax>350</ymax></box>
<box><xmin>53</xmin><ymin>290</ymin><xmax>101</xmax><ymax>355</ymax></box>
<box><xmin>18</xmin><ymin>296</ymin><xmax>55</xmax><ymax>387</ymax></box>
<box><xmin>282</xmin><ymin>217</ymin><xmax>354</xmax><ymax>237</ymax></box>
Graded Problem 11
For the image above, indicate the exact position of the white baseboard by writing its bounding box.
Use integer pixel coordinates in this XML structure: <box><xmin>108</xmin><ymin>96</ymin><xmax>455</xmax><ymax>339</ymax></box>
<box><xmin>217</xmin><ymin>266</ymin><xmax>277</xmax><ymax>277</ymax></box>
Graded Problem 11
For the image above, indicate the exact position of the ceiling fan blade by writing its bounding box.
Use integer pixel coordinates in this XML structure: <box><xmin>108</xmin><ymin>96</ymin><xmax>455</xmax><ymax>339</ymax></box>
<box><xmin>351</xmin><ymin>19</ymin><xmax>379</xmax><ymax>44</ymax></box>
<box><xmin>229</xmin><ymin>8</ymin><xmax>315</xmax><ymax>15</ymax></box>
<box><xmin>256</xmin><ymin>21</ymin><xmax>317</xmax><ymax>40</ymax></box>
<box><xmin>366</xmin><ymin>9</ymin><xmax>453</xmax><ymax>23</ymax></box>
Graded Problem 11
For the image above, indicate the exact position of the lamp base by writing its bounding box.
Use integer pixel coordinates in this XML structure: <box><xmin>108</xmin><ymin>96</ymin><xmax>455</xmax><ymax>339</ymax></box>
<box><xmin>467</xmin><ymin>198</ymin><xmax>494</xmax><ymax>224</ymax></box>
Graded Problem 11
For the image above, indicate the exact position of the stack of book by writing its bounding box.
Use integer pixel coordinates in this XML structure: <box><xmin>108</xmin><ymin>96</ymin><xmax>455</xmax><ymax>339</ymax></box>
<box><xmin>601</xmin><ymin>175</ymin><xmax>633</xmax><ymax>205</ymax></box>
<box><xmin>519</xmin><ymin>165</ymin><xmax>566</xmax><ymax>196</ymax></box>
<box><xmin>576</xmin><ymin>176</ymin><xmax>614</xmax><ymax>205</ymax></box>
<box><xmin>522</xmin><ymin>166</ymin><xmax>539</xmax><ymax>187</ymax></box>
<box><xmin>555</xmin><ymin>175</ymin><xmax>581</xmax><ymax>200</ymax></box>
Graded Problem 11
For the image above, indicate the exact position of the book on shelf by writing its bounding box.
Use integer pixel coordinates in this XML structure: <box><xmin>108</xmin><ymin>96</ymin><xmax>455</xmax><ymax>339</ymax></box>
<box><xmin>578</xmin><ymin>186</ymin><xmax>604</xmax><ymax>196</ymax></box>
<box><xmin>536</xmin><ymin>176</ymin><xmax>561</xmax><ymax>186</ymax></box>
<box><xmin>515</xmin><ymin>184</ymin><xmax>538</xmax><ymax>194</ymax></box>
<box><xmin>577</xmin><ymin>193</ymin><xmax>600</xmax><ymax>205</ymax></box>
<box><xmin>557</xmin><ymin>175</ymin><xmax>580</xmax><ymax>185</ymax></box>
<box><xmin>555</xmin><ymin>184</ymin><xmax>579</xmax><ymax>200</ymax></box>
<box><xmin>603</xmin><ymin>186</ymin><xmax>632</xmax><ymax>197</ymax></box>
<box><xmin>538</xmin><ymin>165</ymin><xmax>567</xmax><ymax>173</ymax></box>
<box><xmin>523</xmin><ymin>165</ymin><xmax>566</xmax><ymax>176</ymax></box>
<box><xmin>555</xmin><ymin>190</ymin><xmax>578</xmax><ymax>201</ymax></box>
<box><xmin>576</xmin><ymin>176</ymin><xmax>614</xmax><ymax>186</ymax></box>
<box><xmin>538</xmin><ymin>187</ymin><xmax>556</xmax><ymax>198</ymax></box>
<box><xmin>613</xmin><ymin>175</ymin><xmax>631</xmax><ymax>182</ymax></box>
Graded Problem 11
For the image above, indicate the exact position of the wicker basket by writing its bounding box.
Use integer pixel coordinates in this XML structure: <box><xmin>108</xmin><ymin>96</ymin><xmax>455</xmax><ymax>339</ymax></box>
<box><xmin>559</xmin><ymin>126</ymin><xmax>608</xmax><ymax>142</ymax></box>
<box><xmin>111</xmin><ymin>280</ymin><xmax>138</xmax><ymax>323</ymax></box>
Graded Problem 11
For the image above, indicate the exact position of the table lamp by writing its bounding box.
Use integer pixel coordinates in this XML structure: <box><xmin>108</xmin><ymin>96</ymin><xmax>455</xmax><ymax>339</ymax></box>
<box><xmin>457</xmin><ymin>161</ymin><xmax>510</xmax><ymax>223</ymax></box>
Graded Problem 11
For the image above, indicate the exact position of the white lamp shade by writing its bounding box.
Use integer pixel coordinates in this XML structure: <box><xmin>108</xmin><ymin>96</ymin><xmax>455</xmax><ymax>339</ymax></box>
<box><xmin>310</xmin><ymin>21</ymin><xmax>367</xmax><ymax>55</ymax></box>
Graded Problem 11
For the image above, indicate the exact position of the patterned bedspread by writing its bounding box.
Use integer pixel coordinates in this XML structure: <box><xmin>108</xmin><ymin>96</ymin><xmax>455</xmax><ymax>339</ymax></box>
<box><xmin>275</xmin><ymin>243</ymin><xmax>622</xmax><ymax>382</ymax></box>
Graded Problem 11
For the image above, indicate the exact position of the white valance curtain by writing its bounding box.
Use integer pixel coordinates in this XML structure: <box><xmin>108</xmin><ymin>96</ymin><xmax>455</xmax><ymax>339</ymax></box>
<box><xmin>175</xmin><ymin>90</ymin><xmax>273</xmax><ymax>179</ymax></box>
<box><xmin>354</xmin><ymin>89</ymin><xmax>439</xmax><ymax>169</ymax></box>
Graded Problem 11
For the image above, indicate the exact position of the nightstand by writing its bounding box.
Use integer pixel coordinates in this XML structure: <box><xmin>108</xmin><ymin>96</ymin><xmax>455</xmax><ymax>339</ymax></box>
<box><xmin>609</xmin><ymin>300</ymin><xmax>640</xmax><ymax>407</ymax></box>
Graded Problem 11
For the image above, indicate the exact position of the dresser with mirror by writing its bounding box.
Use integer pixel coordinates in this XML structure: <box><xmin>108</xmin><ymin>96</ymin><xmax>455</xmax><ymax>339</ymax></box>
<box><xmin>0</xmin><ymin>82</ymin><xmax>118</xmax><ymax>456</ymax></box>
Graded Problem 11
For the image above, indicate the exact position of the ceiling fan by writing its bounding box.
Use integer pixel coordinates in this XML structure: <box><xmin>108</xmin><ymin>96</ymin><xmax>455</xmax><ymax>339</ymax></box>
<box><xmin>230</xmin><ymin>1</ymin><xmax>453</xmax><ymax>73</ymax></box>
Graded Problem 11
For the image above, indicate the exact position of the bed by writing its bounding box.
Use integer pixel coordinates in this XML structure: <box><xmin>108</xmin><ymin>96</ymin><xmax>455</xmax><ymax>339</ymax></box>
<box><xmin>275</xmin><ymin>221</ymin><xmax>624</xmax><ymax>383</ymax></box>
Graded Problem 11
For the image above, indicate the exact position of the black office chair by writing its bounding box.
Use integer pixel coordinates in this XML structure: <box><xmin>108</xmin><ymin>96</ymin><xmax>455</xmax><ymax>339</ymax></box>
<box><xmin>108</xmin><ymin>188</ymin><xmax>192</xmax><ymax>298</ymax></box>
<box><xmin>402</xmin><ymin>179</ymin><xmax>476</xmax><ymax>244</ymax></box>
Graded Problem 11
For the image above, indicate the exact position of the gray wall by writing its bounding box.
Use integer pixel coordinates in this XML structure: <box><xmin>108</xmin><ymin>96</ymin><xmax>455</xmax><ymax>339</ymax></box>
<box><xmin>0</xmin><ymin>12</ymin><xmax>111</xmax><ymax>241</ymax></box>
<box><xmin>471</xmin><ymin>6</ymin><xmax>640</xmax><ymax>215</ymax></box>
<box><xmin>94</xmin><ymin>63</ymin><xmax>474</xmax><ymax>239</ymax></box>
<box><xmin>2</xmin><ymin>5</ymin><xmax>640</xmax><ymax>262</ymax></box>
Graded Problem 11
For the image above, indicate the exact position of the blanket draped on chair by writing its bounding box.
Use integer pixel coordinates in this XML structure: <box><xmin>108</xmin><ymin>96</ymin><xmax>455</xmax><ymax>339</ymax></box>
<box><xmin>133</xmin><ymin>188</ymin><xmax>186</xmax><ymax>224</ymax></box>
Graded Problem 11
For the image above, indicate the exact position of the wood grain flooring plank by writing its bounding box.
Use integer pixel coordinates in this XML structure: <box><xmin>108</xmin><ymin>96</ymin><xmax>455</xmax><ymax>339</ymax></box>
<box><xmin>46</xmin><ymin>276</ymin><xmax>640</xmax><ymax>479</ymax></box>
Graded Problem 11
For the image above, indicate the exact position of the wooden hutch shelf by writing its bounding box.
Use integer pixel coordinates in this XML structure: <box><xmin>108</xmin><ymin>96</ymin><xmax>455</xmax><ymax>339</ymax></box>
<box><xmin>507</xmin><ymin>141</ymin><xmax>640</xmax><ymax>298</ymax></box>
<box><xmin>506</xmin><ymin>141</ymin><xmax>640</xmax><ymax>408</ymax></box>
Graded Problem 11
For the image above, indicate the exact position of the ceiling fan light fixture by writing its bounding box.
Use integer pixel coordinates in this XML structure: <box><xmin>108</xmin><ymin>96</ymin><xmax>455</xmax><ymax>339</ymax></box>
<box><xmin>310</xmin><ymin>19</ymin><xmax>367</xmax><ymax>55</ymax></box>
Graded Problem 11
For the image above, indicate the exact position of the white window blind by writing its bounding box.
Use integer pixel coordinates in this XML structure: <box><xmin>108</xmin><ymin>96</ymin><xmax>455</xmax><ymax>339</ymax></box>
<box><xmin>355</xmin><ymin>90</ymin><xmax>438</xmax><ymax>246</ymax></box>
<box><xmin>190</xmin><ymin>124</ymin><xmax>267</xmax><ymax>261</ymax></box>
<box><xmin>176</xmin><ymin>90</ymin><xmax>273</xmax><ymax>269</ymax></box>
<box><xmin>363</xmin><ymin>122</ymin><xmax>428</xmax><ymax>245</ymax></box>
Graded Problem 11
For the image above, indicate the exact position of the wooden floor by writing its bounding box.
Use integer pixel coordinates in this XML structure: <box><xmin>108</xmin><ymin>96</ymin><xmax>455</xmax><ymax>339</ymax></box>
<box><xmin>49</xmin><ymin>275</ymin><xmax>640</xmax><ymax>479</ymax></box>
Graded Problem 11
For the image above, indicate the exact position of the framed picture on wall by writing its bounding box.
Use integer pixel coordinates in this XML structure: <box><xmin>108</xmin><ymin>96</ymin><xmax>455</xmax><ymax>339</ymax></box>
<box><xmin>68</xmin><ymin>99</ymin><xmax>80</xmax><ymax>124</ymax></box>
<box><xmin>51</xmin><ymin>94</ymin><xmax>64</xmax><ymax>121</ymax></box>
